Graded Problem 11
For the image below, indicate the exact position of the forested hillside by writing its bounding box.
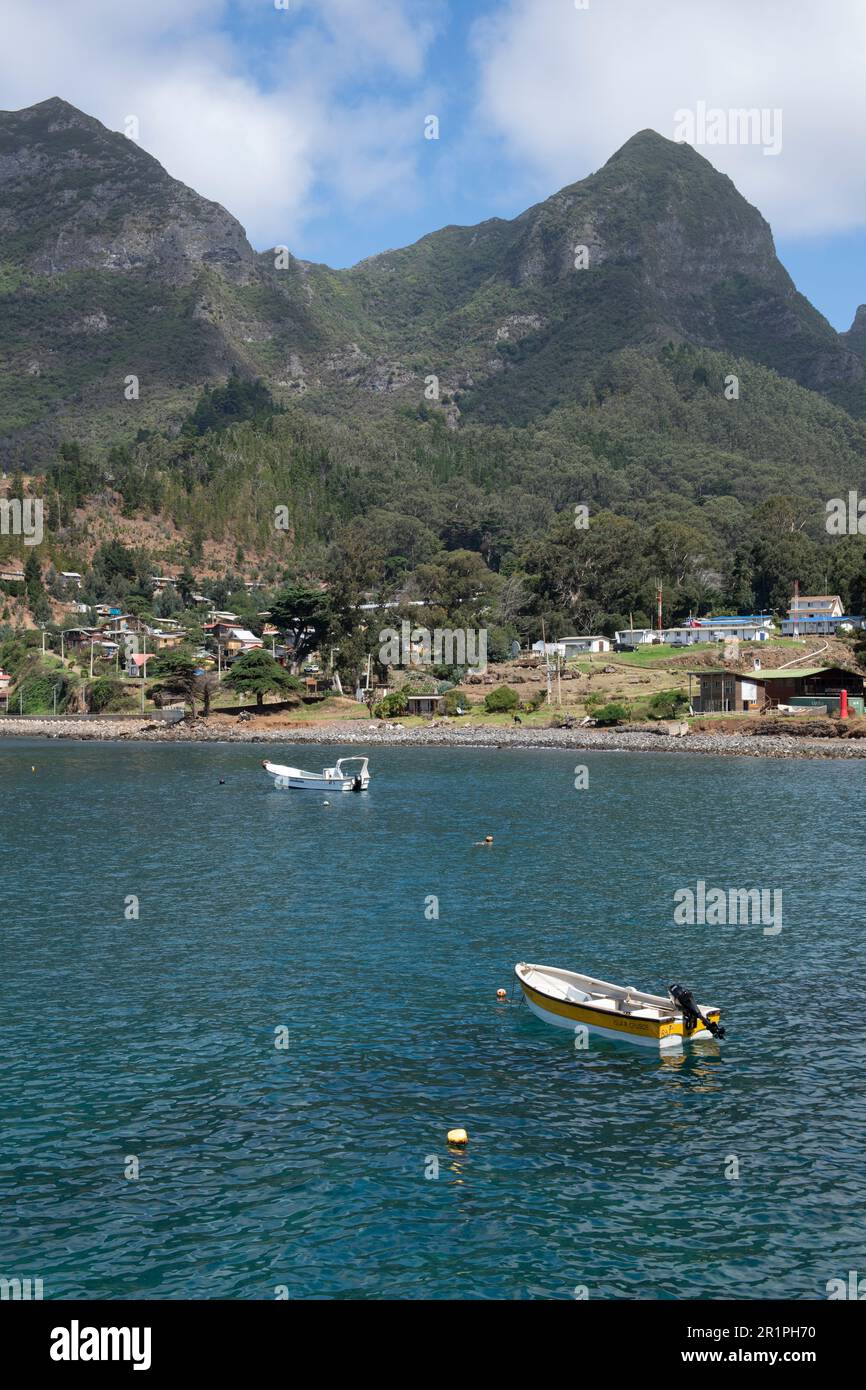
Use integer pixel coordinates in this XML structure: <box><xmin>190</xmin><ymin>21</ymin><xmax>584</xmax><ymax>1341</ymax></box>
<box><xmin>3</xmin><ymin>99</ymin><xmax>866</xmax><ymax>649</ymax></box>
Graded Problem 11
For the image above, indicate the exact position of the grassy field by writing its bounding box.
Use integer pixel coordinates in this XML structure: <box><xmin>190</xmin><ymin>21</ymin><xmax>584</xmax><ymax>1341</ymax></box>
<box><xmin>595</xmin><ymin>638</ymin><xmax>803</xmax><ymax>667</ymax></box>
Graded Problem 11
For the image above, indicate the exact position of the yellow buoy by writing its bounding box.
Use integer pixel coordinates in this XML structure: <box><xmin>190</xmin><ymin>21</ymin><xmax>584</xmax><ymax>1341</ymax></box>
<box><xmin>447</xmin><ymin>1128</ymin><xmax>468</xmax><ymax>1146</ymax></box>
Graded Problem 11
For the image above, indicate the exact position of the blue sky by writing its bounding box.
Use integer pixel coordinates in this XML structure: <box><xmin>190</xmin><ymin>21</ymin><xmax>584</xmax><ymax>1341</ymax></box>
<box><xmin>2</xmin><ymin>0</ymin><xmax>866</xmax><ymax>329</ymax></box>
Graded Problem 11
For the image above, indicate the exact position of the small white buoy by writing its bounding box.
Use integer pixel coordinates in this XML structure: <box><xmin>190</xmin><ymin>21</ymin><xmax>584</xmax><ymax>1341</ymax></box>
<box><xmin>447</xmin><ymin>1128</ymin><xmax>468</xmax><ymax>1146</ymax></box>
<box><xmin>496</xmin><ymin>988</ymin><xmax>507</xmax><ymax>1001</ymax></box>
<box><xmin>323</xmin><ymin>799</ymin><xmax>330</xmax><ymax>805</ymax></box>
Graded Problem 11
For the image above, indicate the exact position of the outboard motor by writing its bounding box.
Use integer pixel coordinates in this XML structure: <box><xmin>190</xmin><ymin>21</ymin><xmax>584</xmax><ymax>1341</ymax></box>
<box><xmin>351</xmin><ymin>775</ymin><xmax>363</xmax><ymax>793</ymax></box>
<box><xmin>669</xmin><ymin>983</ymin><xmax>726</xmax><ymax>1039</ymax></box>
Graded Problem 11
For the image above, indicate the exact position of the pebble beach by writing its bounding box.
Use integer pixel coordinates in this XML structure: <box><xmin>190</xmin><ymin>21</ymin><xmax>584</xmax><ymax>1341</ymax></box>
<box><xmin>4</xmin><ymin>714</ymin><xmax>866</xmax><ymax>759</ymax></box>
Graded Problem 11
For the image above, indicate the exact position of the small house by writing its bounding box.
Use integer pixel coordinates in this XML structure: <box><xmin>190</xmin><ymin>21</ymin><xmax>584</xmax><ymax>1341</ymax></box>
<box><xmin>406</xmin><ymin>693</ymin><xmax>446</xmax><ymax>717</ymax></box>
<box><xmin>531</xmin><ymin>640</ymin><xmax>566</xmax><ymax>658</ymax></box>
<box><xmin>560</xmin><ymin>636</ymin><xmax>612</xmax><ymax>656</ymax></box>
<box><xmin>790</xmin><ymin>594</ymin><xmax>844</xmax><ymax>619</ymax></box>
<box><xmin>220</xmin><ymin>626</ymin><xmax>263</xmax><ymax>658</ymax></box>
<box><xmin>614</xmin><ymin>628</ymin><xmax>661</xmax><ymax>649</ymax></box>
<box><xmin>689</xmin><ymin>665</ymin><xmax>866</xmax><ymax>714</ymax></box>
<box><xmin>126</xmin><ymin>653</ymin><xmax>151</xmax><ymax>678</ymax></box>
<box><xmin>147</xmin><ymin>630</ymin><xmax>185</xmax><ymax>652</ymax></box>
<box><xmin>61</xmin><ymin>627</ymin><xmax>97</xmax><ymax>650</ymax></box>
<box><xmin>781</xmin><ymin>613</ymin><xmax>864</xmax><ymax>636</ymax></box>
<box><xmin>696</xmin><ymin>617</ymin><xmax>775</xmax><ymax>642</ymax></box>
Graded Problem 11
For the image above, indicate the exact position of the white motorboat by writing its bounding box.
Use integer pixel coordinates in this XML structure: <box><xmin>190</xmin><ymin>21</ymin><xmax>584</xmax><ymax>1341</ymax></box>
<box><xmin>262</xmin><ymin>756</ymin><xmax>371</xmax><ymax>792</ymax></box>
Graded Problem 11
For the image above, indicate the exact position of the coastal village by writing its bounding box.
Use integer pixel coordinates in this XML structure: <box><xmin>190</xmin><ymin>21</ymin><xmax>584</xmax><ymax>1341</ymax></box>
<box><xmin>2</xmin><ymin>554</ymin><xmax>865</xmax><ymax>742</ymax></box>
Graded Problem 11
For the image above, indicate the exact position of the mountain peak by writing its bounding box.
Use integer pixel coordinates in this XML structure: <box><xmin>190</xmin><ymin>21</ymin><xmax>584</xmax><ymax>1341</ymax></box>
<box><xmin>3</xmin><ymin>95</ymin><xmax>101</xmax><ymax>130</ymax></box>
<box><xmin>840</xmin><ymin>303</ymin><xmax>866</xmax><ymax>356</ymax></box>
<box><xmin>602</xmin><ymin>126</ymin><xmax>718</xmax><ymax>175</ymax></box>
<box><xmin>609</xmin><ymin>127</ymin><xmax>676</xmax><ymax>153</ymax></box>
<box><xmin>0</xmin><ymin>96</ymin><xmax>256</xmax><ymax>286</ymax></box>
<box><xmin>26</xmin><ymin>96</ymin><xmax>86</xmax><ymax>114</ymax></box>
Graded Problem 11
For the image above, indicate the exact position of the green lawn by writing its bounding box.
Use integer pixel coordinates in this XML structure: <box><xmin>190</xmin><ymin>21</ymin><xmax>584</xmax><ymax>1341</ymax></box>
<box><xmin>599</xmin><ymin>638</ymin><xmax>802</xmax><ymax>667</ymax></box>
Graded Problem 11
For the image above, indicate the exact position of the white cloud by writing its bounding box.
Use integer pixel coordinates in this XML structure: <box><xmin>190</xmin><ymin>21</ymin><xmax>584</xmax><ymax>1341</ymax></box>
<box><xmin>4</xmin><ymin>0</ymin><xmax>863</xmax><ymax>259</ymax></box>
<box><xmin>0</xmin><ymin>0</ymin><xmax>441</xmax><ymax>248</ymax></box>
<box><xmin>292</xmin><ymin>0</ymin><xmax>439</xmax><ymax>79</ymax></box>
<box><xmin>473</xmin><ymin>0</ymin><xmax>866</xmax><ymax>237</ymax></box>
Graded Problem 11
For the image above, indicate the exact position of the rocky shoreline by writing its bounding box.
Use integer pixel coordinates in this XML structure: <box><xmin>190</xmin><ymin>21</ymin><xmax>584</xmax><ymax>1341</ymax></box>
<box><xmin>4</xmin><ymin>715</ymin><xmax>866</xmax><ymax>760</ymax></box>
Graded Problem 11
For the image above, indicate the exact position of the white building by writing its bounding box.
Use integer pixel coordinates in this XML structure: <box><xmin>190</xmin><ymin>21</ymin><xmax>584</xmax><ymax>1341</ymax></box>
<box><xmin>790</xmin><ymin>594</ymin><xmax>844</xmax><ymax>619</ymax></box>
<box><xmin>531</xmin><ymin>640</ymin><xmax>566</xmax><ymax>658</ymax></box>
<box><xmin>616</xmin><ymin>622</ymin><xmax>773</xmax><ymax>650</ymax></box>
<box><xmin>614</xmin><ymin>629</ymin><xmax>660</xmax><ymax>649</ymax></box>
<box><xmin>560</xmin><ymin>636</ymin><xmax>612</xmax><ymax>656</ymax></box>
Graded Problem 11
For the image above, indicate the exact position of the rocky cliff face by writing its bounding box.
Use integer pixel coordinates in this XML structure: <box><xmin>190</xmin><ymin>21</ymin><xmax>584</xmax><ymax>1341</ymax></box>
<box><xmin>841</xmin><ymin>303</ymin><xmax>866</xmax><ymax>355</ymax></box>
<box><xmin>336</xmin><ymin>129</ymin><xmax>866</xmax><ymax>423</ymax></box>
<box><xmin>0</xmin><ymin>97</ymin><xmax>257</xmax><ymax>286</ymax></box>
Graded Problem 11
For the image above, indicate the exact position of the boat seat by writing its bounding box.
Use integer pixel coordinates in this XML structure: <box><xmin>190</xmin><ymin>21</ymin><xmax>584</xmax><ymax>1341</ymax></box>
<box><xmin>587</xmin><ymin>996</ymin><xmax>618</xmax><ymax>1012</ymax></box>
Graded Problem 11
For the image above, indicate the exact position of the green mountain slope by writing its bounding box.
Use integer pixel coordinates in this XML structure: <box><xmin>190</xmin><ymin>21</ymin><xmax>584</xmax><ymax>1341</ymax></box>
<box><xmin>3</xmin><ymin>100</ymin><xmax>866</xmax><ymax>465</ymax></box>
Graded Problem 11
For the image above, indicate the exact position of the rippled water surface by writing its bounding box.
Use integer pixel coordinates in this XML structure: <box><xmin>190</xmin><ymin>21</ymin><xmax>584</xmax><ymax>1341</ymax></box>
<box><xmin>2</xmin><ymin>740</ymin><xmax>865</xmax><ymax>1299</ymax></box>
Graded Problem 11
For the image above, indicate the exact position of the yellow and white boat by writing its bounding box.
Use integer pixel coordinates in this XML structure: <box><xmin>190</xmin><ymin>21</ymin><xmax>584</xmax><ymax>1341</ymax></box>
<box><xmin>515</xmin><ymin>962</ymin><xmax>724</xmax><ymax>1050</ymax></box>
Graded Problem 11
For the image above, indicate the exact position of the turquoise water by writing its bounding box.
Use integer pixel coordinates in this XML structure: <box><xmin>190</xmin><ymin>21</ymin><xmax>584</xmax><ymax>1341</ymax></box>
<box><xmin>1</xmin><ymin>740</ymin><xmax>865</xmax><ymax>1300</ymax></box>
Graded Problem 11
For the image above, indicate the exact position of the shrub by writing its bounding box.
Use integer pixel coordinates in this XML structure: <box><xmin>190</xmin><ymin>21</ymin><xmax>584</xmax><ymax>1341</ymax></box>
<box><xmin>374</xmin><ymin>689</ymin><xmax>408</xmax><ymax>719</ymax></box>
<box><xmin>647</xmin><ymin>688</ymin><xmax>689</xmax><ymax>720</ymax></box>
<box><xmin>17</xmin><ymin>671</ymin><xmax>72</xmax><ymax>714</ymax></box>
<box><xmin>443</xmin><ymin>688</ymin><xmax>468</xmax><ymax>715</ymax></box>
<box><xmin>484</xmin><ymin>684</ymin><xmax>519</xmax><ymax>713</ymax></box>
<box><xmin>593</xmin><ymin>701</ymin><xmax>631</xmax><ymax>726</ymax></box>
<box><xmin>88</xmin><ymin>677</ymin><xmax>130</xmax><ymax>713</ymax></box>
<box><xmin>522</xmin><ymin>688</ymin><xmax>548</xmax><ymax>713</ymax></box>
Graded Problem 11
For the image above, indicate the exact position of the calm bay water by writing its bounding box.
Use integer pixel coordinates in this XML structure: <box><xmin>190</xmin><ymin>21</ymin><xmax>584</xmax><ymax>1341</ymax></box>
<box><xmin>1</xmin><ymin>739</ymin><xmax>865</xmax><ymax>1300</ymax></box>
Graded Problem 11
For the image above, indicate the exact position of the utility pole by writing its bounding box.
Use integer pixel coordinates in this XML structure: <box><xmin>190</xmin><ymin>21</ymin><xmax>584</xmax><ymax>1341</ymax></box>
<box><xmin>657</xmin><ymin>580</ymin><xmax>663</xmax><ymax>639</ymax></box>
<box><xmin>541</xmin><ymin>617</ymin><xmax>553</xmax><ymax>704</ymax></box>
<box><xmin>89</xmin><ymin>640</ymin><xmax>94</xmax><ymax>679</ymax></box>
